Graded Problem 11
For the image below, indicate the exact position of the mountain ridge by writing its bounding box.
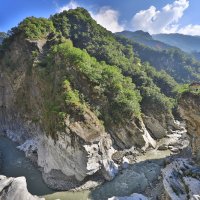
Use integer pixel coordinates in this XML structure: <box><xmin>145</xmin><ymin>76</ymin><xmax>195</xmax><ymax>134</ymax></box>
<box><xmin>116</xmin><ymin>30</ymin><xmax>176</xmax><ymax>51</ymax></box>
<box><xmin>153</xmin><ymin>33</ymin><xmax>200</xmax><ymax>53</ymax></box>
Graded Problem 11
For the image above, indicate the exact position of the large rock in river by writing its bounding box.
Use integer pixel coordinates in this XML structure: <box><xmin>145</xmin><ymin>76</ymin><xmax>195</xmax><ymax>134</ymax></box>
<box><xmin>0</xmin><ymin>175</ymin><xmax>44</xmax><ymax>200</ymax></box>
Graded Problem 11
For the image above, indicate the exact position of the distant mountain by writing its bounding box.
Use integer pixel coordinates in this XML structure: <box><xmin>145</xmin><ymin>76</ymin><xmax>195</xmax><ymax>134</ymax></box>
<box><xmin>0</xmin><ymin>32</ymin><xmax>7</xmax><ymax>44</ymax></box>
<box><xmin>116</xmin><ymin>30</ymin><xmax>174</xmax><ymax>51</ymax></box>
<box><xmin>153</xmin><ymin>33</ymin><xmax>200</xmax><ymax>53</ymax></box>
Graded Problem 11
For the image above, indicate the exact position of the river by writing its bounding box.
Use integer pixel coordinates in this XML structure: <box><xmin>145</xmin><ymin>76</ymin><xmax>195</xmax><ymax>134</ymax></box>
<box><xmin>0</xmin><ymin>136</ymin><xmax>90</xmax><ymax>200</ymax></box>
<box><xmin>0</xmin><ymin>135</ymin><xmax>174</xmax><ymax>200</ymax></box>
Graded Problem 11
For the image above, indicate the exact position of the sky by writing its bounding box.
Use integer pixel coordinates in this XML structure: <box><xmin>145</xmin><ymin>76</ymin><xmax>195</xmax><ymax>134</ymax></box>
<box><xmin>0</xmin><ymin>0</ymin><xmax>200</xmax><ymax>35</ymax></box>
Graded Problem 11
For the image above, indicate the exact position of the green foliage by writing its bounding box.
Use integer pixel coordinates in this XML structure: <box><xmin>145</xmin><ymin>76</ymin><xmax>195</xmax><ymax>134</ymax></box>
<box><xmin>1</xmin><ymin>8</ymin><xmax>182</xmax><ymax>128</ymax></box>
<box><xmin>174</xmin><ymin>84</ymin><xmax>190</xmax><ymax>94</ymax></box>
<box><xmin>142</xmin><ymin>63</ymin><xmax>179</xmax><ymax>97</ymax></box>
<box><xmin>0</xmin><ymin>32</ymin><xmax>7</xmax><ymax>38</ymax></box>
<box><xmin>51</xmin><ymin>8</ymin><xmax>135</xmax><ymax>69</ymax></box>
<box><xmin>47</xmin><ymin>40</ymin><xmax>142</xmax><ymax>121</ymax></box>
<box><xmin>117</xmin><ymin>34</ymin><xmax>200</xmax><ymax>83</ymax></box>
<box><xmin>50</xmin><ymin>8</ymin><xmax>180</xmax><ymax>116</ymax></box>
<box><xmin>116</xmin><ymin>30</ymin><xmax>173</xmax><ymax>51</ymax></box>
<box><xmin>141</xmin><ymin>86</ymin><xmax>175</xmax><ymax>113</ymax></box>
<box><xmin>63</xmin><ymin>79</ymin><xmax>85</xmax><ymax>110</ymax></box>
<box><xmin>0</xmin><ymin>32</ymin><xmax>7</xmax><ymax>44</ymax></box>
<box><xmin>175</xmin><ymin>84</ymin><xmax>200</xmax><ymax>96</ymax></box>
<box><xmin>0</xmin><ymin>17</ymin><xmax>56</xmax><ymax>57</ymax></box>
<box><xmin>12</xmin><ymin>17</ymin><xmax>55</xmax><ymax>39</ymax></box>
<box><xmin>123</xmin><ymin>63</ymin><xmax>176</xmax><ymax>113</ymax></box>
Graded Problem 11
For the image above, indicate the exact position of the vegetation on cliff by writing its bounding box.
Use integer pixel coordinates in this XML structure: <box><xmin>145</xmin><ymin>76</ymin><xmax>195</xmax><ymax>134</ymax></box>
<box><xmin>11</xmin><ymin>17</ymin><xmax>55</xmax><ymax>40</ymax></box>
<box><xmin>45</xmin><ymin>40</ymin><xmax>141</xmax><ymax>124</ymax></box>
<box><xmin>50</xmin><ymin>8</ymin><xmax>177</xmax><ymax>114</ymax></box>
<box><xmin>176</xmin><ymin>84</ymin><xmax>200</xmax><ymax>95</ymax></box>
<box><xmin>0</xmin><ymin>8</ymin><xmax>188</xmax><ymax>139</ymax></box>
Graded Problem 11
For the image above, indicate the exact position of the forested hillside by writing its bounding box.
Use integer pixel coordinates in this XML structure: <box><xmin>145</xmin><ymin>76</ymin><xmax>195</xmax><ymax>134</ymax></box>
<box><xmin>117</xmin><ymin>32</ymin><xmax>200</xmax><ymax>83</ymax></box>
<box><xmin>0</xmin><ymin>8</ymin><xmax>180</xmax><ymax>146</ymax></box>
<box><xmin>1</xmin><ymin>0</ymin><xmax>200</xmax><ymax>198</ymax></box>
<box><xmin>50</xmin><ymin>8</ymin><xmax>178</xmax><ymax>107</ymax></box>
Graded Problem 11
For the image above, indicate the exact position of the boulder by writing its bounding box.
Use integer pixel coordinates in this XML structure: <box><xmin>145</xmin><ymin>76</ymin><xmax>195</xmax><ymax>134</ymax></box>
<box><xmin>0</xmin><ymin>175</ymin><xmax>44</xmax><ymax>200</ymax></box>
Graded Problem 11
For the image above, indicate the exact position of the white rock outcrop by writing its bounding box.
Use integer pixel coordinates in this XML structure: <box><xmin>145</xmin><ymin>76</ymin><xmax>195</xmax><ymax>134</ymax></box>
<box><xmin>162</xmin><ymin>159</ymin><xmax>200</xmax><ymax>200</ymax></box>
<box><xmin>0</xmin><ymin>175</ymin><xmax>44</xmax><ymax>200</ymax></box>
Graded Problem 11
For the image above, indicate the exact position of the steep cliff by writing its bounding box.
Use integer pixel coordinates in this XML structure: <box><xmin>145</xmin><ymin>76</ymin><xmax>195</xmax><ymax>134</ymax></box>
<box><xmin>0</xmin><ymin>32</ymin><xmax>118</xmax><ymax>189</ymax></box>
<box><xmin>0</xmin><ymin>24</ymin><xmax>155</xmax><ymax>189</ymax></box>
<box><xmin>179</xmin><ymin>92</ymin><xmax>200</xmax><ymax>162</ymax></box>
<box><xmin>51</xmin><ymin>8</ymin><xmax>180</xmax><ymax>141</ymax></box>
<box><xmin>0</xmin><ymin>9</ymin><xmax>183</xmax><ymax>190</ymax></box>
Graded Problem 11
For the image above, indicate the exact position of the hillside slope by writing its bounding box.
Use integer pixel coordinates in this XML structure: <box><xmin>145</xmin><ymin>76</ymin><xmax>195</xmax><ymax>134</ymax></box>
<box><xmin>117</xmin><ymin>32</ymin><xmax>200</xmax><ymax>83</ymax></box>
<box><xmin>0</xmin><ymin>8</ymin><xmax>184</xmax><ymax>189</ymax></box>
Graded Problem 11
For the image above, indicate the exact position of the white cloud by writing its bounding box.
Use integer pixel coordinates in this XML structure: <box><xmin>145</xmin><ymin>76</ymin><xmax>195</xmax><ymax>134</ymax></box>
<box><xmin>58</xmin><ymin>1</ymin><xmax>124</xmax><ymax>33</ymax></box>
<box><xmin>58</xmin><ymin>0</ymin><xmax>79</xmax><ymax>12</ymax></box>
<box><xmin>131</xmin><ymin>0</ymin><xmax>189</xmax><ymax>34</ymax></box>
<box><xmin>91</xmin><ymin>7</ymin><xmax>124</xmax><ymax>32</ymax></box>
<box><xmin>57</xmin><ymin>0</ymin><xmax>200</xmax><ymax>35</ymax></box>
<box><xmin>178</xmin><ymin>25</ymin><xmax>200</xmax><ymax>36</ymax></box>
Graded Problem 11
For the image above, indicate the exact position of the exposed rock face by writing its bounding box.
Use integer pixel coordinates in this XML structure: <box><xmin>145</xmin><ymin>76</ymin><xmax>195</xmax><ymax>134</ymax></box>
<box><xmin>109</xmin><ymin>119</ymin><xmax>156</xmax><ymax>150</ymax></box>
<box><xmin>37</xmin><ymin>133</ymin><xmax>116</xmax><ymax>189</ymax></box>
<box><xmin>178</xmin><ymin>92</ymin><xmax>200</xmax><ymax>162</ymax></box>
<box><xmin>143</xmin><ymin>112</ymin><xmax>180</xmax><ymax>140</ymax></box>
<box><xmin>0</xmin><ymin>33</ymin><xmax>161</xmax><ymax>189</ymax></box>
<box><xmin>0</xmin><ymin>175</ymin><xmax>44</xmax><ymax>200</ymax></box>
<box><xmin>162</xmin><ymin>159</ymin><xmax>200</xmax><ymax>200</ymax></box>
<box><xmin>91</xmin><ymin>160</ymin><xmax>163</xmax><ymax>200</ymax></box>
<box><xmin>143</xmin><ymin>115</ymin><xmax>167</xmax><ymax>139</ymax></box>
<box><xmin>0</xmin><ymin>35</ymin><xmax>116</xmax><ymax>189</ymax></box>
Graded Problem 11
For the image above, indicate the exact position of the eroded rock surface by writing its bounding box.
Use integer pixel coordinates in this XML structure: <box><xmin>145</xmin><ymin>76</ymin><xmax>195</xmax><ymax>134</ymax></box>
<box><xmin>0</xmin><ymin>175</ymin><xmax>44</xmax><ymax>200</ymax></box>
<box><xmin>179</xmin><ymin>92</ymin><xmax>200</xmax><ymax>162</ymax></box>
<box><xmin>162</xmin><ymin>159</ymin><xmax>200</xmax><ymax>200</ymax></box>
<box><xmin>0</xmin><ymin>35</ymin><xmax>117</xmax><ymax>189</ymax></box>
<box><xmin>91</xmin><ymin>160</ymin><xmax>163</xmax><ymax>200</ymax></box>
<box><xmin>0</xmin><ymin>31</ymin><xmax>159</xmax><ymax>189</ymax></box>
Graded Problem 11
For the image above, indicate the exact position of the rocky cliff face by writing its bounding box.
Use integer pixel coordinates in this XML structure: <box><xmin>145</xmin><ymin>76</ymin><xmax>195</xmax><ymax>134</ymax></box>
<box><xmin>162</xmin><ymin>159</ymin><xmax>200</xmax><ymax>200</ymax></box>
<box><xmin>0</xmin><ymin>31</ymin><xmax>160</xmax><ymax>190</ymax></box>
<box><xmin>0</xmin><ymin>34</ymin><xmax>118</xmax><ymax>189</ymax></box>
<box><xmin>178</xmin><ymin>92</ymin><xmax>200</xmax><ymax>162</ymax></box>
<box><xmin>0</xmin><ymin>14</ymin><xmax>183</xmax><ymax>191</ymax></box>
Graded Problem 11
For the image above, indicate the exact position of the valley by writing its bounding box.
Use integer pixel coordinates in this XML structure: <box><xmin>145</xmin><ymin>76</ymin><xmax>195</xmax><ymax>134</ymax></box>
<box><xmin>0</xmin><ymin>6</ymin><xmax>200</xmax><ymax>200</ymax></box>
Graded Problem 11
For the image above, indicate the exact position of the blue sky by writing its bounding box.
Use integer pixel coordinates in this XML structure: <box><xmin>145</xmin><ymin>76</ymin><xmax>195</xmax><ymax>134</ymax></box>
<box><xmin>0</xmin><ymin>0</ymin><xmax>200</xmax><ymax>35</ymax></box>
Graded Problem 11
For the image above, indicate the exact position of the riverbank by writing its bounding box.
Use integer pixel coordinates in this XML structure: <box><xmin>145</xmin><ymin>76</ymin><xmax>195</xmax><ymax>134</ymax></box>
<box><xmin>0</xmin><ymin>135</ymin><xmax>93</xmax><ymax>200</ymax></box>
<box><xmin>0</xmin><ymin>121</ymin><xmax>195</xmax><ymax>200</ymax></box>
<box><xmin>0</xmin><ymin>136</ymin><xmax>54</xmax><ymax>196</ymax></box>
